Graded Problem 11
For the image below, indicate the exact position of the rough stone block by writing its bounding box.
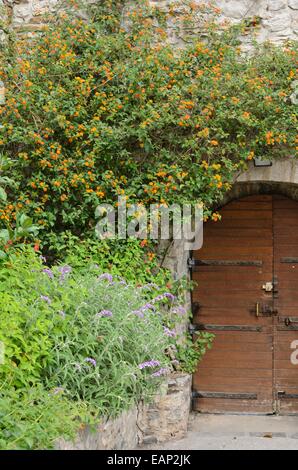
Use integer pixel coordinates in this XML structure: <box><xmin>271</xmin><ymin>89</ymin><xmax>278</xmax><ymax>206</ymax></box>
<box><xmin>289</xmin><ymin>0</ymin><xmax>298</xmax><ymax>10</ymax></box>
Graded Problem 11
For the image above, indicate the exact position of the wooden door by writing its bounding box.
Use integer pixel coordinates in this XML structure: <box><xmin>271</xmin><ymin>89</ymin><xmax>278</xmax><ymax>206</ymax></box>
<box><xmin>273</xmin><ymin>195</ymin><xmax>298</xmax><ymax>414</ymax></box>
<box><xmin>192</xmin><ymin>194</ymin><xmax>298</xmax><ymax>414</ymax></box>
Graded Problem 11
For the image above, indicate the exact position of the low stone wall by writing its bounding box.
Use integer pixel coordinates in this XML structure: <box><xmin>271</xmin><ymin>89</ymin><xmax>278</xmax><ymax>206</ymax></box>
<box><xmin>56</xmin><ymin>373</ymin><xmax>192</xmax><ymax>450</ymax></box>
<box><xmin>56</xmin><ymin>407</ymin><xmax>139</xmax><ymax>450</ymax></box>
<box><xmin>138</xmin><ymin>373</ymin><xmax>192</xmax><ymax>446</ymax></box>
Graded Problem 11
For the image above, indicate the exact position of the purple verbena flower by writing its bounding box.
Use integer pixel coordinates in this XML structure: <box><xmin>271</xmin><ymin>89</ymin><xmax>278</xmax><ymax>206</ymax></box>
<box><xmin>98</xmin><ymin>273</ymin><xmax>113</xmax><ymax>283</ymax></box>
<box><xmin>172</xmin><ymin>306</ymin><xmax>187</xmax><ymax>316</ymax></box>
<box><xmin>58</xmin><ymin>265</ymin><xmax>72</xmax><ymax>282</ymax></box>
<box><xmin>163</xmin><ymin>326</ymin><xmax>176</xmax><ymax>337</ymax></box>
<box><xmin>132</xmin><ymin>310</ymin><xmax>144</xmax><ymax>318</ymax></box>
<box><xmin>58</xmin><ymin>310</ymin><xmax>66</xmax><ymax>318</ymax></box>
<box><xmin>132</xmin><ymin>303</ymin><xmax>155</xmax><ymax>318</ymax></box>
<box><xmin>142</xmin><ymin>303</ymin><xmax>155</xmax><ymax>311</ymax></box>
<box><xmin>163</xmin><ymin>292</ymin><xmax>176</xmax><ymax>301</ymax></box>
<box><xmin>85</xmin><ymin>357</ymin><xmax>97</xmax><ymax>367</ymax></box>
<box><xmin>138</xmin><ymin>360</ymin><xmax>160</xmax><ymax>370</ymax></box>
<box><xmin>42</xmin><ymin>268</ymin><xmax>54</xmax><ymax>279</ymax></box>
<box><xmin>151</xmin><ymin>368</ymin><xmax>168</xmax><ymax>377</ymax></box>
<box><xmin>40</xmin><ymin>295</ymin><xmax>51</xmax><ymax>304</ymax></box>
<box><xmin>141</xmin><ymin>283</ymin><xmax>159</xmax><ymax>291</ymax></box>
<box><xmin>96</xmin><ymin>310</ymin><xmax>113</xmax><ymax>318</ymax></box>
<box><xmin>152</xmin><ymin>292</ymin><xmax>176</xmax><ymax>303</ymax></box>
<box><xmin>152</xmin><ymin>294</ymin><xmax>164</xmax><ymax>302</ymax></box>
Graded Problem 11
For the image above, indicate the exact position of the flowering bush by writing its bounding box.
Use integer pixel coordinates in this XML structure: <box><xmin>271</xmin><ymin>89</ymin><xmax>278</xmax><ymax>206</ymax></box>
<box><xmin>0</xmin><ymin>247</ymin><xmax>210</xmax><ymax>448</ymax></box>
<box><xmin>47</xmin><ymin>232</ymin><xmax>174</xmax><ymax>287</ymax></box>
<box><xmin>0</xmin><ymin>0</ymin><xmax>296</xmax><ymax>254</ymax></box>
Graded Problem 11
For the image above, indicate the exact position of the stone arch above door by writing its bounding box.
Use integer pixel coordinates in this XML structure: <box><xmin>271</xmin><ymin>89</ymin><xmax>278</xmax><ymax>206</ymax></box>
<box><xmin>221</xmin><ymin>159</ymin><xmax>298</xmax><ymax>207</ymax></box>
<box><xmin>161</xmin><ymin>158</ymin><xmax>298</xmax><ymax>340</ymax></box>
<box><xmin>163</xmin><ymin>159</ymin><xmax>298</xmax><ymax>278</ymax></box>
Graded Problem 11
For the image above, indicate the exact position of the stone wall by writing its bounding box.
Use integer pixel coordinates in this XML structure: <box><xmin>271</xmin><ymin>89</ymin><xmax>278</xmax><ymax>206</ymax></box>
<box><xmin>56</xmin><ymin>372</ymin><xmax>192</xmax><ymax>450</ymax></box>
<box><xmin>0</xmin><ymin>0</ymin><xmax>58</xmax><ymax>32</ymax></box>
<box><xmin>151</xmin><ymin>0</ymin><xmax>298</xmax><ymax>46</ymax></box>
<box><xmin>138</xmin><ymin>373</ymin><xmax>192</xmax><ymax>446</ymax></box>
<box><xmin>56</xmin><ymin>406</ymin><xmax>139</xmax><ymax>450</ymax></box>
<box><xmin>0</xmin><ymin>0</ymin><xmax>298</xmax><ymax>42</ymax></box>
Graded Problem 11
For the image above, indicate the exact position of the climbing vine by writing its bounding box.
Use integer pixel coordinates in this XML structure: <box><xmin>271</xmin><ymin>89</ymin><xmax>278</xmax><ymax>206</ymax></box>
<box><xmin>0</xmin><ymin>0</ymin><xmax>297</xmax><ymax>254</ymax></box>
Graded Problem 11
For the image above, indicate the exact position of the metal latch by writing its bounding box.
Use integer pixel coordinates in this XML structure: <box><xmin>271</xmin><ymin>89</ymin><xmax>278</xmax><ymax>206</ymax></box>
<box><xmin>187</xmin><ymin>258</ymin><xmax>196</xmax><ymax>269</ymax></box>
<box><xmin>262</xmin><ymin>282</ymin><xmax>273</xmax><ymax>292</ymax></box>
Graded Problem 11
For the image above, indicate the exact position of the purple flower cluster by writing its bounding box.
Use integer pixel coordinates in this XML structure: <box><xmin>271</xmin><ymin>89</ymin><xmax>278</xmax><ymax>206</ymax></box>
<box><xmin>58</xmin><ymin>265</ymin><xmax>72</xmax><ymax>282</ymax></box>
<box><xmin>138</xmin><ymin>360</ymin><xmax>160</xmax><ymax>370</ymax></box>
<box><xmin>42</xmin><ymin>268</ymin><xmax>54</xmax><ymax>279</ymax></box>
<box><xmin>140</xmin><ymin>283</ymin><xmax>159</xmax><ymax>291</ymax></box>
<box><xmin>152</xmin><ymin>292</ymin><xmax>176</xmax><ymax>303</ymax></box>
<box><xmin>132</xmin><ymin>310</ymin><xmax>145</xmax><ymax>318</ymax></box>
<box><xmin>163</xmin><ymin>327</ymin><xmax>176</xmax><ymax>338</ymax></box>
<box><xmin>151</xmin><ymin>368</ymin><xmax>168</xmax><ymax>378</ymax></box>
<box><xmin>85</xmin><ymin>357</ymin><xmax>97</xmax><ymax>367</ymax></box>
<box><xmin>96</xmin><ymin>310</ymin><xmax>113</xmax><ymax>318</ymax></box>
<box><xmin>58</xmin><ymin>310</ymin><xmax>66</xmax><ymax>318</ymax></box>
<box><xmin>98</xmin><ymin>273</ymin><xmax>113</xmax><ymax>283</ymax></box>
<box><xmin>40</xmin><ymin>295</ymin><xmax>51</xmax><ymax>304</ymax></box>
<box><xmin>132</xmin><ymin>303</ymin><xmax>155</xmax><ymax>318</ymax></box>
<box><xmin>172</xmin><ymin>306</ymin><xmax>187</xmax><ymax>316</ymax></box>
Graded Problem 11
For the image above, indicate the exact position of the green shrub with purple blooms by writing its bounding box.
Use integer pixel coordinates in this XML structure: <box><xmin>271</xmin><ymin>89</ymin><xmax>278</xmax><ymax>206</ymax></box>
<box><xmin>0</xmin><ymin>246</ymin><xmax>206</xmax><ymax>448</ymax></box>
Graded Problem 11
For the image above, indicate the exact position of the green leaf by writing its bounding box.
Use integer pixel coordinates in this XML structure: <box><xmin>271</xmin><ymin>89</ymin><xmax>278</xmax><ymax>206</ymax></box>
<box><xmin>0</xmin><ymin>187</ymin><xmax>7</xmax><ymax>202</ymax></box>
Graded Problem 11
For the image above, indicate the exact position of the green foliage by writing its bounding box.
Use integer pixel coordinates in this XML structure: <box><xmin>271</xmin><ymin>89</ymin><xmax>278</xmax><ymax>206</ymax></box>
<box><xmin>0</xmin><ymin>213</ymin><xmax>39</xmax><ymax>259</ymax></box>
<box><xmin>0</xmin><ymin>386</ymin><xmax>88</xmax><ymax>450</ymax></box>
<box><xmin>0</xmin><ymin>248</ymin><xmax>207</xmax><ymax>448</ymax></box>
<box><xmin>0</xmin><ymin>0</ymin><xmax>296</xmax><ymax>253</ymax></box>
<box><xmin>0</xmin><ymin>251</ymin><xmax>57</xmax><ymax>388</ymax></box>
<box><xmin>175</xmin><ymin>332</ymin><xmax>215</xmax><ymax>374</ymax></box>
<box><xmin>46</xmin><ymin>232</ymin><xmax>173</xmax><ymax>287</ymax></box>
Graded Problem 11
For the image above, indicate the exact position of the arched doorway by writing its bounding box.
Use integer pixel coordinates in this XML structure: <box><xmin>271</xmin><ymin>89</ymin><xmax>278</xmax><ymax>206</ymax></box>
<box><xmin>191</xmin><ymin>193</ymin><xmax>298</xmax><ymax>415</ymax></box>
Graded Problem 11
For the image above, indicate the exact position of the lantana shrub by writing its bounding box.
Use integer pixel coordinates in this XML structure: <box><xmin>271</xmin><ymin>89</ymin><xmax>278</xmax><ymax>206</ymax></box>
<box><xmin>0</xmin><ymin>0</ymin><xmax>296</xmax><ymax>254</ymax></box>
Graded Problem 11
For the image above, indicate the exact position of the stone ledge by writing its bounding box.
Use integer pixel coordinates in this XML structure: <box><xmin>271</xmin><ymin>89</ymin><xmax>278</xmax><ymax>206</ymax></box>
<box><xmin>56</xmin><ymin>372</ymin><xmax>192</xmax><ymax>450</ymax></box>
<box><xmin>56</xmin><ymin>407</ymin><xmax>139</xmax><ymax>450</ymax></box>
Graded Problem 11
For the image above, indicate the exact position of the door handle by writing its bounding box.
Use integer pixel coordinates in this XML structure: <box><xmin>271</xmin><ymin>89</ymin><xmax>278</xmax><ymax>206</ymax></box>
<box><xmin>256</xmin><ymin>302</ymin><xmax>260</xmax><ymax>318</ymax></box>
